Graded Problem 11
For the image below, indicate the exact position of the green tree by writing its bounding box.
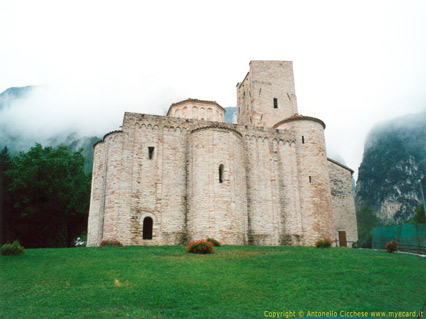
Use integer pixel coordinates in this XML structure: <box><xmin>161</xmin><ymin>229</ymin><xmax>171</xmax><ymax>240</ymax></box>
<box><xmin>412</xmin><ymin>204</ymin><xmax>426</xmax><ymax>223</ymax></box>
<box><xmin>356</xmin><ymin>206</ymin><xmax>380</xmax><ymax>248</ymax></box>
<box><xmin>6</xmin><ymin>143</ymin><xmax>91</xmax><ymax>247</ymax></box>
<box><xmin>0</xmin><ymin>147</ymin><xmax>16</xmax><ymax>244</ymax></box>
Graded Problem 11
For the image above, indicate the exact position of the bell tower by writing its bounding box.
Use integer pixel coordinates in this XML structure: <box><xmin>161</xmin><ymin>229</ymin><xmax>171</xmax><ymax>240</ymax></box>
<box><xmin>236</xmin><ymin>61</ymin><xmax>298</xmax><ymax>128</ymax></box>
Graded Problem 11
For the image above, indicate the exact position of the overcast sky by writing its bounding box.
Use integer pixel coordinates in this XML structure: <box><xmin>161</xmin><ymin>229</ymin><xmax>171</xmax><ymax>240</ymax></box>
<box><xmin>1</xmin><ymin>0</ymin><xmax>426</xmax><ymax>180</ymax></box>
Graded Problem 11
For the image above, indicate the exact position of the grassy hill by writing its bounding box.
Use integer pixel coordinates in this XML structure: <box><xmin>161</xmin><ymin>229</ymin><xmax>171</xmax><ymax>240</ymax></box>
<box><xmin>1</xmin><ymin>246</ymin><xmax>425</xmax><ymax>318</ymax></box>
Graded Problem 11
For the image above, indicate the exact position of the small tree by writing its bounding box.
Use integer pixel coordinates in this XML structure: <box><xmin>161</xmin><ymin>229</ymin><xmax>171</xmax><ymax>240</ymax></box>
<box><xmin>413</xmin><ymin>204</ymin><xmax>426</xmax><ymax>223</ymax></box>
<box><xmin>356</xmin><ymin>206</ymin><xmax>380</xmax><ymax>248</ymax></box>
<box><xmin>0</xmin><ymin>147</ymin><xmax>16</xmax><ymax>245</ymax></box>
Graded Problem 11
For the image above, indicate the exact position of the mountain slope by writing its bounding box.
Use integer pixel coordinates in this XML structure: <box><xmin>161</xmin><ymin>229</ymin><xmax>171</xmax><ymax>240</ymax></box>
<box><xmin>0</xmin><ymin>86</ymin><xmax>34</xmax><ymax>110</ymax></box>
<box><xmin>356</xmin><ymin>110</ymin><xmax>426</xmax><ymax>222</ymax></box>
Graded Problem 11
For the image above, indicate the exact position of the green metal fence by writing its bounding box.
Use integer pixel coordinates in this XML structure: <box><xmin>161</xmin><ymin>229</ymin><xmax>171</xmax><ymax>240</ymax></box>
<box><xmin>372</xmin><ymin>223</ymin><xmax>426</xmax><ymax>253</ymax></box>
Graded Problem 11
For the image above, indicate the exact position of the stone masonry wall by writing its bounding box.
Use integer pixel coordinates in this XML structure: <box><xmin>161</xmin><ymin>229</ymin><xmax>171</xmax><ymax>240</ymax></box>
<box><xmin>237</xmin><ymin>61</ymin><xmax>298</xmax><ymax>128</ymax></box>
<box><xmin>328</xmin><ymin>160</ymin><xmax>358</xmax><ymax>245</ymax></box>
<box><xmin>102</xmin><ymin>132</ymin><xmax>124</xmax><ymax>243</ymax></box>
<box><xmin>124</xmin><ymin>116</ymin><xmax>189</xmax><ymax>245</ymax></box>
<box><xmin>87</xmin><ymin>142</ymin><xmax>106</xmax><ymax>246</ymax></box>
<box><xmin>87</xmin><ymin>111</ymin><xmax>354</xmax><ymax>247</ymax></box>
<box><xmin>244</xmin><ymin>133</ymin><xmax>305</xmax><ymax>246</ymax></box>
<box><xmin>188</xmin><ymin>127</ymin><xmax>247</xmax><ymax>244</ymax></box>
<box><xmin>275</xmin><ymin>119</ymin><xmax>334</xmax><ymax>245</ymax></box>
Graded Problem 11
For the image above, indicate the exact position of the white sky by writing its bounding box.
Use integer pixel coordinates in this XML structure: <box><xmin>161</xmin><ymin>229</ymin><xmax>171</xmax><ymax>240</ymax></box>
<box><xmin>1</xmin><ymin>0</ymin><xmax>426</xmax><ymax>180</ymax></box>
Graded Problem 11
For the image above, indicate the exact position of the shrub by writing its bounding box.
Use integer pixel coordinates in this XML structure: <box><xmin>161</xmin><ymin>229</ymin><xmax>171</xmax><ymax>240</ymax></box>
<box><xmin>186</xmin><ymin>239</ymin><xmax>214</xmax><ymax>254</ymax></box>
<box><xmin>315</xmin><ymin>238</ymin><xmax>333</xmax><ymax>248</ymax></box>
<box><xmin>385</xmin><ymin>240</ymin><xmax>398</xmax><ymax>253</ymax></box>
<box><xmin>100</xmin><ymin>239</ymin><xmax>123</xmax><ymax>247</ymax></box>
<box><xmin>1</xmin><ymin>241</ymin><xmax>26</xmax><ymax>256</ymax></box>
<box><xmin>207</xmin><ymin>237</ymin><xmax>221</xmax><ymax>247</ymax></box>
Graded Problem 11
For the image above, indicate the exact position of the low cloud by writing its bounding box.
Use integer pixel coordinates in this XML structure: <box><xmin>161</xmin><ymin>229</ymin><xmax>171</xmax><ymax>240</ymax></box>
<box><xmin>0</xmin><ymin>77</ymin><xmax>185</xmax><ymax>152</ymax></box>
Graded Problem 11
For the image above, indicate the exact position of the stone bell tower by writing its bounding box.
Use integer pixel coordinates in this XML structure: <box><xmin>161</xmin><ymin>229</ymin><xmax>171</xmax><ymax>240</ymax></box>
<box><xmin>236</xmin><ymin>60</ymin><xmax>298</xmax><ymax>128</ymax></box>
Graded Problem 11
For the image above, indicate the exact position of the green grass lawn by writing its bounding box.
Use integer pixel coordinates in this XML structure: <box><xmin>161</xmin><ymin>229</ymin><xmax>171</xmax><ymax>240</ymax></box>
<box><xmin>1</xmin><ymin>246</ymin><xmax>425</xmax><ymax>319</ymax></box>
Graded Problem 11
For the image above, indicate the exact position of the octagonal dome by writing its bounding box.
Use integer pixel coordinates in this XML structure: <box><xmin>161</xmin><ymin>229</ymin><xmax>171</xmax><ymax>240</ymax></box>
<box><xmin>167</xmin><ymin>98</ymin><xmax>226</xmax><ymax>122</ymax></box>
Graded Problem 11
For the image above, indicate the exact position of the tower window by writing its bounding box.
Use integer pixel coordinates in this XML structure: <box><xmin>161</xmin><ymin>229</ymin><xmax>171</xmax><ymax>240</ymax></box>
<box><xmin>302</xmin><ymin>136</ymin><xmax>305</xmax><ymax>144</ymax></box>
<box><xmin>309</xmin><ymin>176</ymin><xmax>312</xmax><ymax>183</ymax></box>
<box><xmin>148</xmin><ymin>147</ymin><xmax>154</xmax><ymax>160</ymax></box>
<box><xmin>273</xmin><ymin>98</ymin><xmax>278</xmax><ymax>109</ymax></box>
<box><xmin>219</xmin><ymin>164</ymin><xmax>224</xmax><ymax>183</ymax></box>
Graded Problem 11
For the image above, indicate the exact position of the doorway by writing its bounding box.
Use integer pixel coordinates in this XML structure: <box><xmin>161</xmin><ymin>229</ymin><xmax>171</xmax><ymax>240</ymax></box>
<box><xmin>143</xmin><ymin>217</ymin><xmax>153</xmax><ymax>240</ymax></box>
<box><xmin>338</xmin><ymin>231</ymin><xmax>347</xmax><ymax>247</ymax></box>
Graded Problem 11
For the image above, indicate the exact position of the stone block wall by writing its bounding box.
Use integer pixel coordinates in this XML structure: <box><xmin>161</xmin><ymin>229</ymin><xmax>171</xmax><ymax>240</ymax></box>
<box><xmin>87</xmin><ymin>112</ymin><xmax>356</xmax><ymax>247</ymax></box>
<box><xmin>243</xmin><ymin>129</ymin><xmax>301</xmax><ymax>246</ymax></box>
<box><xmin>237</xmin><ymin>61</ymin><xmax>298</xmax><ymax>128</ymax></box>
<box><xmin>87</xmin><ymin>142</ymin><xmax>106</xmax><ymax>247</ymax></box>
<box><xmin>188</xmin><ymin>127</ymin><xmax>247</xmax><ymax>244</ymax></box>
<box><xmin>328</xmin><ymin>159</ymin><xmax>358</xmax><ymax>246</ymax></box>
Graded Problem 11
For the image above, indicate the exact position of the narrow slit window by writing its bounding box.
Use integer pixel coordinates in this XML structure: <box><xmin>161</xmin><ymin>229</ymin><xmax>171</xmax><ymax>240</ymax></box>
<box><xmin>148</xmin><ymin>147</ymin><xmax>154</xmax><ymax>160</ymax></box>
<box><xmin>273</xmin><ymin>98</ymin><xmax>278</xmax><ymax>109</ymax></box>
<box><xmin>309</xmin><ymin>176</ymin><xmax>312</xmax><ymax>183</ymax></box>
<box><xmin>219</xmin><ymin>164</ymin><xmax>224</xmax><ymax>183</ymax></box>
<box><xmin>302</xmin><ymin>136</ymin><xmax>305</xmax><ymax>144</ymax></box>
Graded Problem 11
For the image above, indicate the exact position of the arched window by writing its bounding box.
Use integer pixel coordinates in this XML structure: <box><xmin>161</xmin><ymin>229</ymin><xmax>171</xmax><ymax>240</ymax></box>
<box><xmin>143</xmin><ymin>217</ymin><xmax>153</xmax><ymax>240</ymax></box>
<box><xmin>219</xmin><ymin>164</ymin><xmax>224</xmax><ymax>183</ymax></box>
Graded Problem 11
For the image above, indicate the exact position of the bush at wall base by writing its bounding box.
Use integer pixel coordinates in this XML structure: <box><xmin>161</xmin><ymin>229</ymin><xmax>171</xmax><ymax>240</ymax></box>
<box><xmin>315</xmin><ymin>238</ymin><xmax>332</xmax><ymax>248</ymax></box>
<box><xmin>1</xmin><ymin>241</ymin><xmax>26</xmax><ymax>255</ymax></box>
<box><xmin>385</xmin><ymin>240</ymin><xmax>398</xmax><ymax>253</ymax></box>
<box><xmin>206</xmin><ymin>238</ymin><xmax>221</xmax><ymax>247</ymax></box>
<box><xmin>186</xmin><ymin>239</ymin><xmax>215</xmax><ymax>254</ymax></box>
<box><xmin>100</xmin><ymin>239</ymin><xmax>123</xmax><ymax>247</ymax></box>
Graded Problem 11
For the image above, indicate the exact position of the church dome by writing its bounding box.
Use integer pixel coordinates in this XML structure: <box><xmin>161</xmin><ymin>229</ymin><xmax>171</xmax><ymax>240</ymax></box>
<box><xmin>167</xmin><ymin>98</ymin><xmax>226</xmax><ymax>122</ymax></box>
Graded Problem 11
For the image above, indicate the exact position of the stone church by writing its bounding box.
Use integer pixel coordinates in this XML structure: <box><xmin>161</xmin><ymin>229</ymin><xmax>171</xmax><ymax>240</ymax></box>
<box><xmin>87</xmin><ymin>61</ymin><xmax>358</xmax><ymax>247</ymax></box>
